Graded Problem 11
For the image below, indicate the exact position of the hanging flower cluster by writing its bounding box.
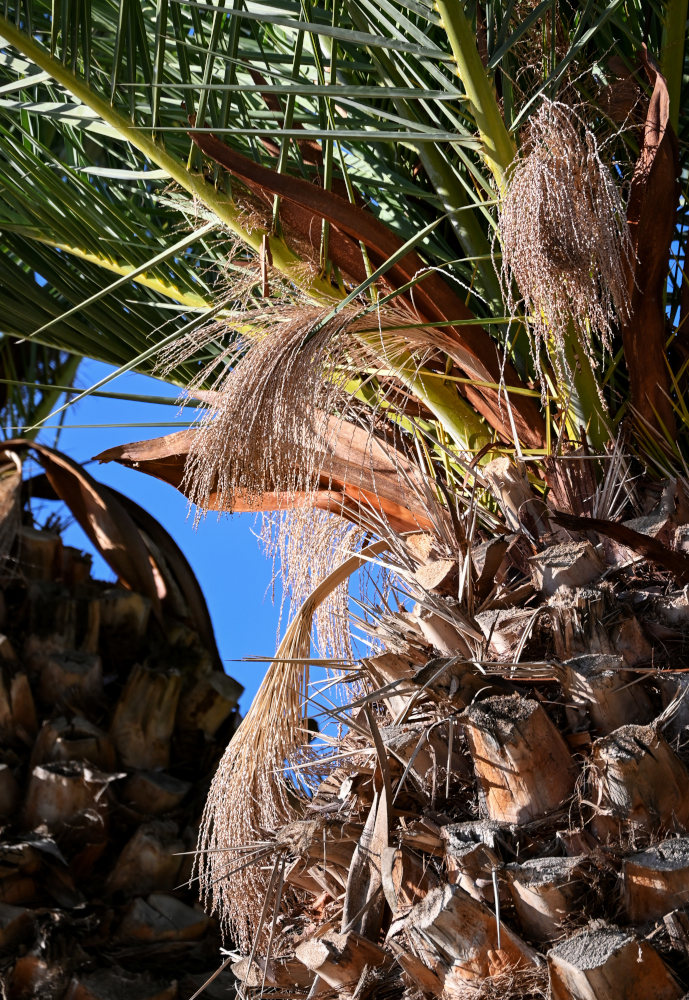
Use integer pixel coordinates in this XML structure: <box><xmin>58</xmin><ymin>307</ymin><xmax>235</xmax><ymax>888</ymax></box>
<box><xmin>498</xmin><ymin>99</ymin><xmax>634</xmax><ymax>380</ymax></box>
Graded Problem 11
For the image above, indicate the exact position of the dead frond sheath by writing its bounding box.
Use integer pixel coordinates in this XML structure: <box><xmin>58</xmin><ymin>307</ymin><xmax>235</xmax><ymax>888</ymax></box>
<box><xmin>196</xmin><ymin>539</ymin><xmax>388</xmax><ymax>951</ymax></box>
<box><xmin>497</xmin><ymin>99</ymin><xmax>634</xmax><ymax>380</ymax></box>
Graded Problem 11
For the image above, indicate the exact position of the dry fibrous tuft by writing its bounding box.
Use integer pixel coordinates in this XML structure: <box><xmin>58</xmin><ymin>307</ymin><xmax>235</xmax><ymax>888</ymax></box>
<box><xmin>196</xmin><ymin>539</ymin><xmax>389</xmax><ymax>952</ymax></box>
<box><xmin>180</xmin><ymin>307</ymin><xmax>356</xmax><ymax>522</ymax></box>
<box><xmin>196</xmin><ymin>608</ymin><xmax>318</xmax><ymax>951</ymax></box>
<box><xmin>497</xmin><ymin>99</ymin><xmax>634</xmax><ymax>381</ymax></box>
<box><xmin>260</xmin><ymin>508</ymin><xmax>369</xmax><ymax>661</ymax></box>
<box><xmin>165</xmin><ymin>299</ymin><xmax>443</xmax><ymax>529</ymax></box>
<box><xmin>446</xmin><ymin>966</ymin><xmax>550</xmax><ymax>999</ymax></box>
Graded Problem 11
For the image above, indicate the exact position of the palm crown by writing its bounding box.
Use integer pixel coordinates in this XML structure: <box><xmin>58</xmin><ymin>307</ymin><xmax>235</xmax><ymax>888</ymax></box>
<box><xmin>1</xmin><ymin>1</ymin><xmax>686</xmax><ymax>460</ymax></box>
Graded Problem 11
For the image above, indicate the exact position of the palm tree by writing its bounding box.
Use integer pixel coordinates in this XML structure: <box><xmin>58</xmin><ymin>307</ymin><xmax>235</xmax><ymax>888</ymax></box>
<box><xmin>0</xmin><ymin>440</ymin><xmax>242</xmax><ymax>997</ymax></box>
<box><xmin>2</xmin><ymin>0</ymin><xmax>689</xmax><ymax>996</ymax></box>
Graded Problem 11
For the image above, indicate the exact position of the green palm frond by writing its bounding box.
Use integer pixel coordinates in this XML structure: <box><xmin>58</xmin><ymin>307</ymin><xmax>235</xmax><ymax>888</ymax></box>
<box><xmin>0</xmin><ymin>0</ymin><xmax>686</xmax><ymax>460</ymax></box>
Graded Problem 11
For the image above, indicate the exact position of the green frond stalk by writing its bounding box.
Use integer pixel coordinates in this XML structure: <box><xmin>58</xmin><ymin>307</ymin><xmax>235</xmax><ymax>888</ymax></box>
<box><xmin>434</xmin><ymin>0</ymin><xmax>516</xmax><ymax>190</ymax></box>
<box><xmin>661</xmin><ymin>0</ymin><xmax>688</xmax><ymax>132</ymax></box>
<box><xmin>385</xmin><ymin>352</ymin><xmax>492</xmax><ymax>454</ymax></box>
<box><xmin>557</xmin><ymin>325</ymin><xmax>611</xmax><ymax>452</ymax></box>
<box><xmin>37</xmin><ymin>239</ymin><xmax>213</xmax><ymax>315</ymax></box>
<box><xmin>6</xmin><ymin>353</ymin><xmax>81</xmax><ymax>440</ymax></box>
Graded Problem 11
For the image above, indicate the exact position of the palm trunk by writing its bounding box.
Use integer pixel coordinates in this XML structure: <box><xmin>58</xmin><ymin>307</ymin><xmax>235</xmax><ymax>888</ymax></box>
<box><xmin>0</xmin><ymin>484</ymin><xmax>241</xmax><ymax>999</ymax></box>
<box><xmin>229</xmin><ymin>467</ymin><xmax>689</xmax><ymax>1000</ymax></box>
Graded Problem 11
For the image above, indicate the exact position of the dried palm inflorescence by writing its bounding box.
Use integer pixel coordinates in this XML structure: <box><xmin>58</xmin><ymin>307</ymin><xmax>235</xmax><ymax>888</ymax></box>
<box><xmin>196</xmin><ymin>539</ymin><xmax>389</xmax><ymax>951</ymax></box>
<box><xmin>260</xmin><ymin>508</ymin><xmax>369</xmax><ymax>661</ymax></box>
<box><xmin>196</xmin><ymin>608</ymin><xmax>314</xmax><ymax>951</ymax></box>
<box><xmin>167</xmin><ymin>300</ymin><xmax>436</xmax><ymax>522</ymax></box>
<box><xmin>161</xmin><ymin>294</ymin><xmax>446</xmax><ymax>663</ymax></box>
<box><xmin>498</xmin><ymin>99</ymin><xmax>634</xmax><ymax>382</ymax></box>
<box><xmin>179</xmin><ymin>307</ymin><xmax>355</xmax><ymax>522</ymax></box>
<box><xmin>161</xmin><ymin>294</ymin><xmax>434</xmax><ymax>664</ymax></box>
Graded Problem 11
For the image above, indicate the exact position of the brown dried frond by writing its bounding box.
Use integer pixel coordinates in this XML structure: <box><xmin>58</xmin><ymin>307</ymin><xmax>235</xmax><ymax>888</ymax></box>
<box><xmin>0</xmin><ymin>459</ymin><xmax>21</xmax><ymax>574</ymax></box>
<box><xmin>497</xmin><ymin>99</ymin><xmax>634</xmax><ymax>387</ymax></box>
<box><xmin>599</xmin><ymin>71</ymin><xmax>642</xmax><ymax>125</ymax></box>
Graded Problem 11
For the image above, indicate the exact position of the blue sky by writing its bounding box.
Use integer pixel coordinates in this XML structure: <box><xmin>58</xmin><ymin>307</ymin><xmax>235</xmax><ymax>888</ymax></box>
<box><xmin>35</xmin><ymin>358</ymin><xmax>283</xmax><ymax>712</ymax></box>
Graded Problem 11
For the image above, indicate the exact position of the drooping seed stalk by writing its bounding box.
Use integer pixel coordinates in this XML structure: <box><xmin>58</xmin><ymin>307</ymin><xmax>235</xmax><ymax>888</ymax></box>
<box><xmin>197</xmin><ymin>538</ymin><xmax>390</xmax><ymax>948</ymax></box>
